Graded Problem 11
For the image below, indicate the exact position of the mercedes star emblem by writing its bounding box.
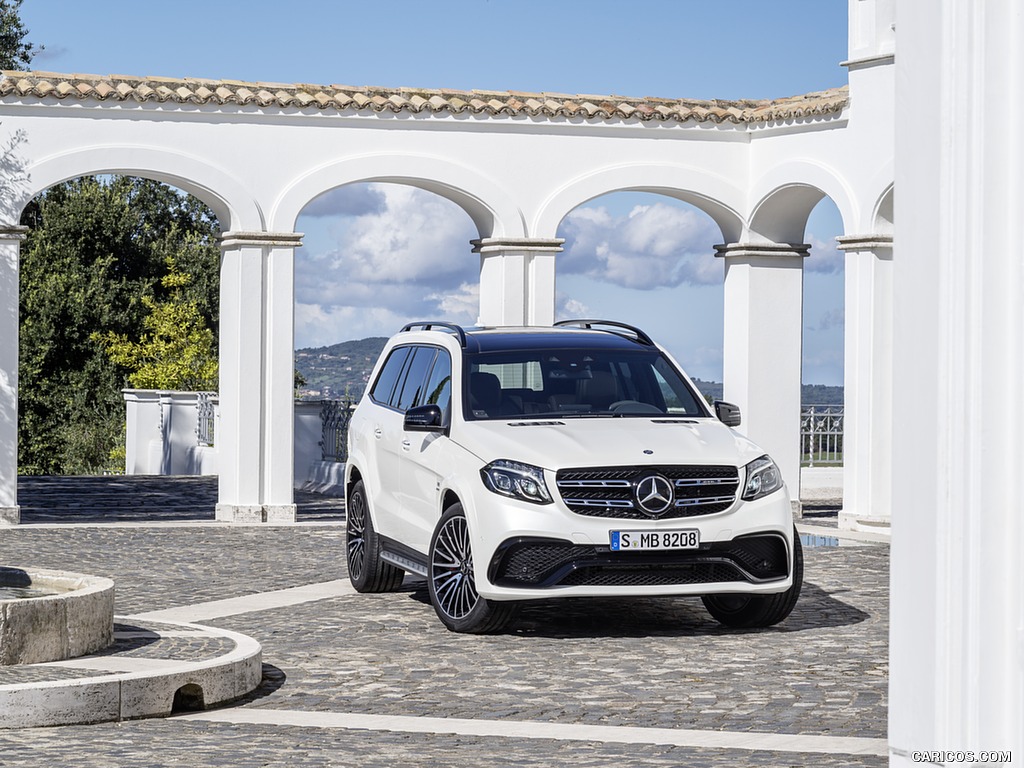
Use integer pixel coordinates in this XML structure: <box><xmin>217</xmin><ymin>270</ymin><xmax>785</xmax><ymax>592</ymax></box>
<box><xmin>635</xmin><ymin>474</ymin><xmax>674</xmax><ymax>517</ymax></box>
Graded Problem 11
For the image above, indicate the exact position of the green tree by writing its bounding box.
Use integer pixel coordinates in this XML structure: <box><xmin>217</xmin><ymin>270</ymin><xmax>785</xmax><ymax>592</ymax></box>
<box><xmin>18</xmin><ymin>176</ymin><xmax>220</xmax><ymax>474</ymax></box>
<box><xmin>96</xmin><ymin>255</ymin><xmax>218</xmax><ymax>391</ymax></box>
<box><xmin>0</xmin><ymin>0</ymin><xmax>40</xmax><ymax>70</ymax></box>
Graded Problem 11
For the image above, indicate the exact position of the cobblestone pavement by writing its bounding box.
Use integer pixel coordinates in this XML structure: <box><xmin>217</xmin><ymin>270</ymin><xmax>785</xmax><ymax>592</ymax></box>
<box><xmin>16</xmin><ymin>475</ymin><xmax>345</xmax><ymax>523</ymax></box>
<box><xmin>0</xmin><ymin>478</ymin><xmax>888</xmax><ymax>767</ymax></box>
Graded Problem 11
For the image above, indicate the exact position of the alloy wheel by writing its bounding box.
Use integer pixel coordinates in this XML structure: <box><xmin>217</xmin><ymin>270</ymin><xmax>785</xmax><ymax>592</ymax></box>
<box><xmin>430</xmin><ymin>513</ymin><xmax>478</xmax><ymax>620</ymax></box>
<box><xmin>346</xmin><ymin>490</ymin><xmax>366</xmax><ymax>580</ymax></box>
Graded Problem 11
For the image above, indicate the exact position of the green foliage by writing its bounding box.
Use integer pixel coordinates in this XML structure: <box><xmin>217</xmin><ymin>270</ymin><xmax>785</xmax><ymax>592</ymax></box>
<box><xmin>0</xmin><ymin>0</ymin><xmax>40</xmax><ymax>70</ymax></box>
<box><xmin>18</xmin><ymin>176</ymin><xmax>220</xmax><ymax>475</ymax></box>
<box><xmin>95</xmin><ymin>255</ymin><xmax>218</xmax><ymax>392</ymax></box>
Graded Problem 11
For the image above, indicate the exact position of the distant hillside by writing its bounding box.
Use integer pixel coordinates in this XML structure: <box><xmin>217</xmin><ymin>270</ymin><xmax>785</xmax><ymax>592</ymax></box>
<box><xmin>693</xmin><ymin>378</ymin><xmax>844</xmax><ymax>406</ymax></box>
<box><xmin>295</xmin><ymin>340</ymin><xmax>844</xmax><ymax>406</ymax></box>
<box><xmin>800</xmin><ymin>383</ymin><xmax>845</xmax><ymax>405</ymax></box>
<box><xmin>295</xmin><ymin>337</ymin><xmax>387</xmax><ymax>399</ymax></box>
<box><xmin>691</xmin><ymin>378</ymin><xmax>723</xmax><ymax>402</ymax></box>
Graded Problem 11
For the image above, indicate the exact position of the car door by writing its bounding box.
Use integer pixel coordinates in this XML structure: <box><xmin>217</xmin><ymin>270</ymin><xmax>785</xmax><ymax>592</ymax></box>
<box><xmin>358</xmin><ymin>345</ymin><xmax>413</xmax><ymax>535</ymax></box>
<box><xmin>374</xmin><ymin>345</ymin><xmax>435</xmax><ymax>541</ymax></box>
<box><xmin>398</xmin><ymin>348</ymin><xmax>453</xmax><ymax>554</ymax></box>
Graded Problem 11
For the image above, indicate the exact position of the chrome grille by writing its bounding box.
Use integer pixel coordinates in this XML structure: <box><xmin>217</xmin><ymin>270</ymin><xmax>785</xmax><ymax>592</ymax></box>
<box><xmin>556</xmin><ymin>465</ymin><xmax>740</xmax><ymax>519</ymax></box>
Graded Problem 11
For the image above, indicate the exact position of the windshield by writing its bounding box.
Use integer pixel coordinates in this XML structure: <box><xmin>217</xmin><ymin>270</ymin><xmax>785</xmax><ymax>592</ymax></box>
<box><xmin>463</xmin><ymin>347</ymin><xmax>710</xmax><ymax>421</ymax></box>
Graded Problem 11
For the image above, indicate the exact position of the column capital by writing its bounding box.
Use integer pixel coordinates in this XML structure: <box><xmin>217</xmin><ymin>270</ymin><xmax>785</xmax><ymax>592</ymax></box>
<box><xmin>219</xmin><ymin>231</ymin><xmax>304</xmax><ymax>249</ymax></box>
<box><xmin>0</xmin><ymin>225</ymin><xmax>29</xmax><ymax>241</ymax></box>
<box><xmin>836</xmin><ymin>234</ymin><xmax>894</xmax><ymax>252</ymax></box>
<box><xmin>714</xmin><ymin>242</ymin><xmax>810</xmax><ymax>260</ymax></box>
<box><xmin>471</xmin><ymin>237</ymin><xmax>564</xmax><ymax>254</ymax></box>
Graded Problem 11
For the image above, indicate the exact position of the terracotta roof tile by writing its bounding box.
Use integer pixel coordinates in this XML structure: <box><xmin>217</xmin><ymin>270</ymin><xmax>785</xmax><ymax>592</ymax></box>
<box><xmin>0</xmin><ymin>71</ymin><xmax>848</xmax><ymax>126</ymax></box>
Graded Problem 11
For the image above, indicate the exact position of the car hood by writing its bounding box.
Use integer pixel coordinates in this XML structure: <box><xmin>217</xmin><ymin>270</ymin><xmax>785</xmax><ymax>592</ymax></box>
<box><xmin>452</xmin><ymin>417</ymin><xmax>767</xmax><ymax>471</ymax></box>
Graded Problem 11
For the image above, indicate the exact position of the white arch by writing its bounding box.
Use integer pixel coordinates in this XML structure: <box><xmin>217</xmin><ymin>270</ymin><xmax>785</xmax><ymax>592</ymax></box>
<box><xmin>15</xmin><ymin>145</ymin><xmax>264</xmax><ymax>231</ymax></box>
<box><xmin>748</xmin><ymin>159</ymin><xmax>857</xmax><ymax>243</ymax></box>
<box><xmin>873</xmin><ymin>184</ymin><xmax>894</xmax><ymax>234</ymax></box>
<box><xmin>532</xmin><ymin>163</ymin><xmax>746</xmax><ymax>242</ymax></box>
<box><xmin>270</xmin><ymin>153</ymin><xmax>526</xmax><ymax>238</ymax></box>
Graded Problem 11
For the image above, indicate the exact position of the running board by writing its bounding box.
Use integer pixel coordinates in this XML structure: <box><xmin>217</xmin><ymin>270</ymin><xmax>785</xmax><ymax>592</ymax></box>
<box><xmin>380</xmin><ymin>549</ymin><xmax>429</xmax><ymax>578</ymax></box>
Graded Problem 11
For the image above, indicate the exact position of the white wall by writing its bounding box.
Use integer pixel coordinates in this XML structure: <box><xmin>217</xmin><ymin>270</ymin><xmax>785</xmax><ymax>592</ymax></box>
<box><xmin>123</xmin><ymin>391</ymin><xmax>217</xmax><ymax>477</ymax></box>
<box><xmin>124</xmin><ymin>391</ymin><xmax>346</xmax><ymax>495</ymax></box>
<box><xmin>890</xmin><ymin>1</ymin><xmax>1024</xmax><ymax>762</ymax></box>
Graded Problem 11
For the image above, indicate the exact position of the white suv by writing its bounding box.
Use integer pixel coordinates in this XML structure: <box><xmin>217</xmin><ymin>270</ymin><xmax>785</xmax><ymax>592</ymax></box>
<box><xmin>345</xmin><ymin>320</ymin><xmax>801</xmax><ymax>633</ymax></box>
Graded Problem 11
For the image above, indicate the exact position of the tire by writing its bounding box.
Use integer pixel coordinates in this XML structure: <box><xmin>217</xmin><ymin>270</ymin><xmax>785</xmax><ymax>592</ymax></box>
<box><xmin>346</xmin><ymin>480</ymin><xmax>404</xmax><ymax>593</ymax></box>
<box><xmin>702</xmin><ymin>530</ymin><xmax>803</xmax><ymax>628</ymax></box>
<box><xmin>427</xmin><ymin>503</ymin><xmax>519</xmax><ymax>633</ymax></box>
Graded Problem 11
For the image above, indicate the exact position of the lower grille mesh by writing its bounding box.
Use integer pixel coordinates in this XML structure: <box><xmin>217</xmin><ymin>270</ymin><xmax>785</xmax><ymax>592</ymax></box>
<box><xmin>489</xmin><ymin>534</ymin><xmax>788</xmax><ymax>589</ymax></box>
<box><xmin>560</xmin><ymin>563</ymin><xmax>744</xmax><ymax>587</ymax></box>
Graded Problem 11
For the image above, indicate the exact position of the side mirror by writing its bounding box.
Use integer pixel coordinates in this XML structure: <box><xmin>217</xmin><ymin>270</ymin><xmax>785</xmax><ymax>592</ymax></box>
<box><xmin>404</xmin><ymin>404</ymin><xmax>445</xmax><ymax>432</ymax></box>
<box><xmin>713</xmin><ymin>400</ymin><xmax>742</xmax><ymax>427</ymax></box>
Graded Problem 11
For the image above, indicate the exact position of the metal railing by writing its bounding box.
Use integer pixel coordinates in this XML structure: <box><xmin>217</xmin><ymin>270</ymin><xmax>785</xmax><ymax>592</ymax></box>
<box><xmin>801</xmin><ymin>404</ymin><xmax>844</xmax><ymax>466</ymax></box>
<box><xmin>320</xmin><ymin>397</ymin><xmax>355</xmax><ymax>462</ymax></box>
<box><xmin>195</xmin><ymin>392</ymin><xmax>216</xmax><ymax>447</ymax></box>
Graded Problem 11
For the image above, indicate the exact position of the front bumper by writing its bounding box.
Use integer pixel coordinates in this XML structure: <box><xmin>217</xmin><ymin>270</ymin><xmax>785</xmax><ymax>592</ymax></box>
<box><xmin>461</xmin><ymin>478</ymin><xmax>796</xmax><ymax>601</ymax></box>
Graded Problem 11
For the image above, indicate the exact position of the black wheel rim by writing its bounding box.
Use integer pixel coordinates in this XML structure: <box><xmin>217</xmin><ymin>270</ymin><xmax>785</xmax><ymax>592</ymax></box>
<box><xmin>431</xmin><ymin>515</ymin><xmax>478</xmax><ymax>620</ymax></box>
<box><xmin>347</xmin><ymin>491</ymin><xmax>366</xmax><ymax>580</ymax></box>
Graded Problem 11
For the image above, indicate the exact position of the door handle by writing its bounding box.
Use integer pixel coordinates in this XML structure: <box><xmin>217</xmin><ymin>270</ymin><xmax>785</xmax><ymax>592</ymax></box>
<box><xmin>374</xmin><ymin>428</ymin><xmax>383</xmax><ymax>439</ymax></box>
<box><xmin>401</xmin><ymin>439</ymin><xmax>411</xmax><ymax>451</ymax></box>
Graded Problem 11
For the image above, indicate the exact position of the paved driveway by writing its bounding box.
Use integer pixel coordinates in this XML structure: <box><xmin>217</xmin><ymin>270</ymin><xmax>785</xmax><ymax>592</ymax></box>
<box><xmin>0</xmin><ymin>477</ymin><xmax>887</xmax><ymax>767</ymax></box>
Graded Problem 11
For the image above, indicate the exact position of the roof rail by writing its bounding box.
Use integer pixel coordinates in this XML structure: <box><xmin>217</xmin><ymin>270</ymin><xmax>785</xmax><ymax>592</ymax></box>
<box><xmin>553</xmin><ymin>319</ymin><xmax>654</xmax><ymax>346</ymax></box>
<box><xmin>400</xmin><ymin>321</ymin><xmax>467</xmax><ymax>347</ymax></box>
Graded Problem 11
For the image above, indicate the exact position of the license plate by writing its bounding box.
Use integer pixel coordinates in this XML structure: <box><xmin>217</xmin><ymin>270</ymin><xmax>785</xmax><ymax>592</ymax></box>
<box><xmin>610</xmin><ymin>529</ymin><xmax>700</xmax><ymax>551</ymax></box>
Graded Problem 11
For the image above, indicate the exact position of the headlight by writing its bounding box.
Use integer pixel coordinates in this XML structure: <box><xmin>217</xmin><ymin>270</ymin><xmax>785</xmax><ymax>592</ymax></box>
<box><xmin>481</xmin><ymin>460</ymin><xmax>552</xmax><ymax>505</ymax></box>
<box><xmin>742</xmin><ymin>455</ymin><xmax>783</xmax><ymax>501</ymax></box>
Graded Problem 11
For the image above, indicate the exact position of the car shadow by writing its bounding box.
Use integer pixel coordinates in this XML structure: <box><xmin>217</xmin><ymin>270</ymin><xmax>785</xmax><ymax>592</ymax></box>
<box><xmin>406</xmin><ymin>582</ymin><xmax>869</xmax><ymax>638</ymax></box>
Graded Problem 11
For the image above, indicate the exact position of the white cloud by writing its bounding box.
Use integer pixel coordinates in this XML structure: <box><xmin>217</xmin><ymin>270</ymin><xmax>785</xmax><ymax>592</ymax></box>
<box><xmin>805</xmin><ymin>233</ymin><xmax>844</xmax><ymax>273</ymax></box>
<box><xmin>333</xmin><ymin>185</ymin><xmax>477</xmax><ymax>283</ymax></box>
<box><xmin>558</xmin><ymin>202</ymin><xmax>722</xmax><ymax>289</ymax></box>
<box><xmin>810</xmin><ymin>306</ymin><xmax>844</xmax><ymax>331</ymax></box>
<box><xmin>294</xmin><ymin>184</ymin><xmax>479</xmax><ymax>345</ymax></box>
<box><xmin>428</xmin><ymin>282</ymin><xmax>479</xmax><ymax>325</ymax></box>
<box><xmin>295</xmin><ymin>303</ymin><xmax>410</xmax><ymax>348</ymax></box>
<box><xmin>302</xmin><ymin>185</ymin><xmax>386</xmax><ymax>217</ymax></box>
<box><xmin>556</xmin><ymin>296</ymin><xmax>590</xmax><ymax>320</ymax></box>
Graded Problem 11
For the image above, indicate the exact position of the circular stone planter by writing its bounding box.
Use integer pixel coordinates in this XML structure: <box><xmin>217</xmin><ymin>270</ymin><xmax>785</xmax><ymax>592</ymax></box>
<box><xmin>0</xmin><ymin>567</ymin><xmax>114</xmax><ymax>665</ymax></box>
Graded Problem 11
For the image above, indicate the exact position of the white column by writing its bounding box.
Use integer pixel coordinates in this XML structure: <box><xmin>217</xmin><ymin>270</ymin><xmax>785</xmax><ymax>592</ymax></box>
<box><xmin>263</xmin><ymin>240</ymin><xmax>298</xmax><ymax>522</ymax></box>
<box><xmin>837</xmin><ymin>235</ymin><xmax>892</xmax><ymax>531</ymax></box>
<box><xmin>216</xmin><ymin>231</ymin><xmax>302</xmax><ymax>523</ymax></box>
<box><xmin>0</xmin><ymin>226</ymin><xmax>26</xmax><ymax>525</ymax></box>
<box><xmin>472</xmin><ymin>238</ymin><xmax>563</xmax><ymax>326</ymax></box>
<box><xmin>890</xmin><ymin>1</ymin><xmax>1024</xmax><ymax>763</ymax></box>
<box><xmin>717</xmin><ymin>243</ymin><xmax>807</xmax><ymax>500</ymax></box>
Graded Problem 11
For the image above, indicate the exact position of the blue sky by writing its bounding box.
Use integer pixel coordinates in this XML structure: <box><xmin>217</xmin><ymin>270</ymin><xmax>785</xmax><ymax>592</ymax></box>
<box><xmin>21</xmin><ymin>1</ymin><xmax>849</xmax><ymax>385</ymax></box>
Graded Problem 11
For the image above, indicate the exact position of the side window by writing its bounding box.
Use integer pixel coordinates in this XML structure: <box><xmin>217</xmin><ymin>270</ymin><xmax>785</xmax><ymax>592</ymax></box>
<box><xmin>369</xmin><ymin>347</ymin><xmax>412</xmax><ymax>406</ymax></box>
<box><xmin>394</xmin><ymin>347</ymin><xmax>436</xmax><ymax>412</ymax></box>
<box><xmin>421</xmin><ymin>349</ymin><xmax>452</xmax><ymax>418</ymax></box>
